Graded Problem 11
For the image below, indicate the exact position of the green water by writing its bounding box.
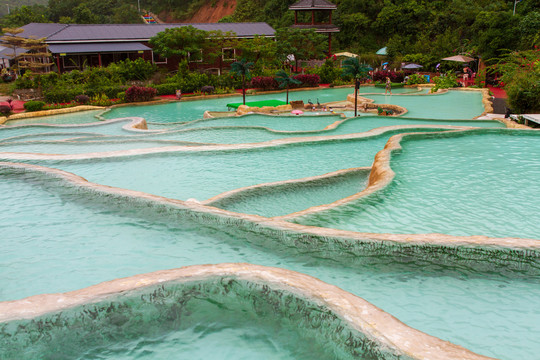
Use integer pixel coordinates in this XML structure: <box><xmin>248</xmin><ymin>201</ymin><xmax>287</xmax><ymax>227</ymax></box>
<box><xmin>101</xmin><ymin>86</ymin><xmax>442</xmax><ymax>124</ymax></box>
<box><xmin>4</xmin><ymin>110</ymin><xmax>102</xmax><ymax>125</ymax></box>
<box><xmin>209</xmin><ymin>170</ymin><xmax>370</xmax><ymax>217</ymax></box>
<box><xmin>0</xmin><ymin>120</ymin><xmax>138</xmax><ymax>140</ymax></box>
<box><xmin>294</xmin><ymin>131</ymin><xmax>540</xmax><ymax>240</ymax></box>
<box><xmin>0</xmin><ymin>87</ymin><xmax>536</xmax><ymax>360</ymax></box>
<box><xmin>362</xmin><ymin>90</ymin><xmax>485</xmax><ymax>118</ymax></box>
<box><xmin>0</xmin><ymin>171</ymin><xmax>538</xmax><ymax>360</ymax></box>
<box><xmin>178</xmin><ymin>114</ymin><xmax>342</xmax><ymax>132</ymax></box>
<box><xmin>16</xmin><ymin>134</ymin><xmax>407</xmax><ymax>202</ymax></box>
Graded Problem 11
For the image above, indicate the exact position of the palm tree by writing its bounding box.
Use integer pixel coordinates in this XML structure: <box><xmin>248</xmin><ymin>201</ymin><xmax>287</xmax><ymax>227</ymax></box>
<box><xmin>342</xmin><ymin>57</ymin><xmax>372</xmax><ymax>117</ymax></box>
<box><xmin>274</xmin><ymin>70</ymin><xmax>301</xmax><ymax>104</ymax></box>
<box><xmin>230</xmin><ymin>58</ymin><xmax>254</xmax><ymax>105</ymax></box>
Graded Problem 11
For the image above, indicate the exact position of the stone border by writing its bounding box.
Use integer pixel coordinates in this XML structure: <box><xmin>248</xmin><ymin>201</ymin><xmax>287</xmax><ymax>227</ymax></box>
<box><xmin>1</xmin><ymin>161</ymin><xmax>538</xmax><ymax>272</ymax></box>
<box><xmin>0</xmin><ymin>117</ymin><xmax>151</xmax><ymax>135</ymax></box>
<box><xmin>0</xmin><ymin>263</ymin><xmax>495</xmax><ymax>360</ymax></box>
<box><xmin>0</xmin><ymin>123</ymin><xmax>479</xmax><ymax>160</ymax></box>
<box><xmin>0</xmin><ymin>106</ymin><xmax>105</xmax><ymax>125</ymax></box>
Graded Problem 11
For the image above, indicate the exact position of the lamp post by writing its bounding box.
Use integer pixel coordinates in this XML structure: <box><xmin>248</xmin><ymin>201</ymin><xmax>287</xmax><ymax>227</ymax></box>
<box><xmin>137</xmin><ymin>0</ymin><xmax>140</xmax><ymax>13</ymax></box>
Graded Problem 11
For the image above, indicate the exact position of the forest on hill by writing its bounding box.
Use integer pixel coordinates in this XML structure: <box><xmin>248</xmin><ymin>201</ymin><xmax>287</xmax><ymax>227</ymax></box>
<box><xmin>1</xmin><ymin>0</ymin><xmax>539</xmax><ymax>65</ymax></box>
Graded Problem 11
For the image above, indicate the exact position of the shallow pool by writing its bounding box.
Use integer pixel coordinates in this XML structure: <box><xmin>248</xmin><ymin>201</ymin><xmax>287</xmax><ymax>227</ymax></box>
<box><xmin>0</xmin><ymin>170</ymin><xmax>538</xmax><ymax>360</ymax></box>
<box><xmin>293</xmin><ymin>130</ymin><xmax>540</xmax><ymax>240</ymax></box>
<box><xmin>0</xmin><ymin>87</ymin><xmax>537</xmax><ymax>360</ymax></box>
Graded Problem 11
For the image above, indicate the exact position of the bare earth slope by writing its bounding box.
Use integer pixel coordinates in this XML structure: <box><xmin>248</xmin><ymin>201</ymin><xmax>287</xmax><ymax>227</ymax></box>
<box><xmin>161</xmin><ymin>0</ymin><xmax>237</xmax><ymax>23</ymax></box>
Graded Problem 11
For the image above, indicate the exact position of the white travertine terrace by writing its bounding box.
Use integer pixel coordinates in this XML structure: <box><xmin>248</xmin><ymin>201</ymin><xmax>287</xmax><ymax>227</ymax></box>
<box><xmin>0</xmin><ymin>263</ymin><xmax>496</xmax><ymax>360</ymax></box>
<box><xmin>0</xmin><ymin>87</ymin><xmax>536</xmax><ymax>359</ymax></box>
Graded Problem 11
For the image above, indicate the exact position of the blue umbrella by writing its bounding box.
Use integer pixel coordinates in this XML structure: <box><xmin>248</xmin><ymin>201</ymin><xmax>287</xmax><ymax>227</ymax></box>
<box><xmin>402</xmin><ymin>63</ymin><xmax>423</xmax><ymax>69</ymax></box>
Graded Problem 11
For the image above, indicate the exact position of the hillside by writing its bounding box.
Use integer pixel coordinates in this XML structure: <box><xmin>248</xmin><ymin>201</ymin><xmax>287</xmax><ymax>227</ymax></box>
<box><xmin>159</xmin><ymin>0</ymin><xmax>237</xmax><ymax>23</ymax></box>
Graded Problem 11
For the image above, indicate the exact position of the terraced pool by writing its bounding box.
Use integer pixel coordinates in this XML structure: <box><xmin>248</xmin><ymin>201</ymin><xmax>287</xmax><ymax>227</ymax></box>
<box><xmin>1</xmin><ymin>87</ymin><xmax>538</xmax><ymax>360</ymax></box>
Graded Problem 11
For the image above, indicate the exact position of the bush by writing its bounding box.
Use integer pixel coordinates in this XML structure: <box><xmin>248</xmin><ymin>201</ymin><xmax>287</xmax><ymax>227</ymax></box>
<box><xmin>0</xmin><ymin>105</ymin><xmax>11</xmax><ymax>116</ymax></box>
<box><xmin>372</xmin><ymin>70</ymin><xmax>404</xmax><ymax>83</ymax></box>
<box><xmin>43</xmin><ymin>86</ymin><xmax>84</xmax><ymax>103</ymax></box>
<box><xmin>432</xmin><ymin>72</ymin><xmax>459</xmax><ymax>92</ymax></box>
<box><xmin>153</xmin><ymin>83</ymin><xmax>178</xmax><ymax>95</ymax></box>
<box><xmin>406</xmin><ymin>73</ymin><xmax>427</xmax><ymax>85</ymax></box>
<box><xmin>23</xmin><ymin>100</ymin><xmax>46</xmax><ymax>112</ymax></box>
<box><xmin>125</xmin><ymin>86</ymin><xmax>157</xmax><ymax>102</ymax></box>
<box><xmin>14</xmin><ymin>72</ymin><xmax>34</xmax><ymax>89</ymax></box>
<box><xmin>85</xmin><ymin>85</ymin><xmax>127</xmax><ymax>99</ymax></box>
<box><xmin>108</xmin><ymin>58</ymin><xmax>157</xmax><ymax>81</ymax></box>
<box><xmin>293</xmin><ymin>74</ymin><xmax>320</xmax><ymax>87</ymax></box>
<box><xmin>316</xmin><ymin>59</ymin><xmax>342</xmax><ymax>84</ymax></box>
<box><xmin>74</xmin><ymin>94</ymin><xmax>90</xmax><ymax>104</ymax></box>
<box><xmin>250</xmin><ymin>76</ymin><xmax>278</xmax><ymax>90</ymax></box>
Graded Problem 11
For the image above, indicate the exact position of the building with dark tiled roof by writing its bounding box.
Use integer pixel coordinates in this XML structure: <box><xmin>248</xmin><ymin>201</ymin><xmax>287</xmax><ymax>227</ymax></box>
<box><xmin>6</xmin><ymin>22</ymin><xmax>276</xmax><ymax>73</ymax></box>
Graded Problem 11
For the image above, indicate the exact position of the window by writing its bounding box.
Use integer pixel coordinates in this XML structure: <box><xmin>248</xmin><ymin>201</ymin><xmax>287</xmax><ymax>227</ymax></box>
<box><xmin>222</xmin><ymin>48</ymin><xmax>236</xmax><ymax>61</ymax></box>
<box><xmin>62</xmin><ymin>55</ymin><xmax>80</xmax><ymax>69</ymax></box>
<box><xmin>188</xmin><ymin>49</ymin><xmax>203</xmax><ymax>63</ymax></box>
<box><xmin>152</xmin><ymin>52</ymin><xmax>167</xmax><ymax>64</ymax></box>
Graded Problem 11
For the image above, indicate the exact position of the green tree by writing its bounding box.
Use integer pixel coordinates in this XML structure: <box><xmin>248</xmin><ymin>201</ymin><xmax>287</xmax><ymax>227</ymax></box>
<box><xmin>342</xmin><ymin>57</ymin><xmax>371</xmax><ymax>117</ymax></box>
<box><xmin>112</xmin><ymin>4</ymin><xmax>144</xmax><ymax>24</ymax></box>
<box><xmin>276</xmin><ymin>28</ymin><xmax>327</xmax><ymax>71</ymax></box>
<box><xmin>230</xmin><ymin>58</ymin><xmax>254</xmax><ymax>105</ymax></box>
<box><xmin>72</xmin><ymin>3</ymin><xmax>100</xmax><ymax>24</ymax></box>
<box><xmin>0</xmin><ymin>5</ymin><xmax>49</xmax><ymax>27</ymax></box>
<box><xmin>149</xmin><ymin>26</ymin><xmax>209</xmax><ymax>70</ymax></box>
<box><xmin>274</xmin><ymin>69</ymin><xmax>301</xmax><ymax>103</ymax></box>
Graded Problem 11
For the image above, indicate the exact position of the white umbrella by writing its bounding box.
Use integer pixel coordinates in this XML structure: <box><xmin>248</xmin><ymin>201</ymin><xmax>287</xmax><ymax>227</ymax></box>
<box><xmin>376</xmin><ymin>47</ymin><xmax>387</xmax><ymax>55</ymax></box>
<box><xmin>442</xmin><ymin>55</ymin><xmax>474</xmax><ymax>62</ymax></box>
<box><xmin>402</xmin><ymin>63</ymin><xmax>423</xmax><ymax>69</ymax></box>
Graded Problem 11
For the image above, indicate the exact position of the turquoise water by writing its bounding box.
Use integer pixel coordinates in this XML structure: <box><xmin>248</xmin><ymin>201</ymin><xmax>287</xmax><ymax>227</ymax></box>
<box><xmin>17</xmin><ymin>134</ymin><xmax>410</xmax><ymax>201</ymax></box>
<box><xmin>4</xmin><ymin>110</ymin><xmax>102</xmax><ymax>125</ymax></box>
<box><xmin>208</xmin><ymin>169</ymin><xmax>370</xmax><ymax>217</ymax></box>
<box><xmin>178</xmin><ymin>114</ymin><xmax>342</xmax><ymax>132</ymax></box>
<box><xmin>1</xmin><ymin>171</ymin><xmax>538</xmax><ymax>360</ymax></box>
<box><xmin>1</xmin><ymin>87</ymin><xmax>537</xmax><ymax>360</ymax></box>
<box><xmin>102</xmin><ymin>86</ymin><xmax>427</xmax><ymax>124</ymax></box>
<box><xmin>362</xmin><ymin>90</ymin><xmax>485</xmax><ymax>119</ymax></box>
<box><xmin>0</xmin><ymin>120</ymin><xmax>139</xmax><ymax>140</ymax></box>
<box><xmin>294</xmin><ymin>131</ymin><xmax>540</xmax><ymax>240</ymax></box>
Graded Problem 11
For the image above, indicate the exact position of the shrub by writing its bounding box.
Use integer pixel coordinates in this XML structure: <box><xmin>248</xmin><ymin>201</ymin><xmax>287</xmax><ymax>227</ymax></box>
<box><xmin>23</xmin><ymin>100</ymin><xmax>46</xmax><ymax>112</ymax></box>
<box><xmin>43</xmin><ymin>86</ymin><xmax>84</xmax><ymax>103</ymax></box>
<box><xmin>125</xmin><ymin>86</ymin><xmax>157</xmax><ymax>102</ymax></box>
<box><xmin>293</xmin><ymin>74</ymin><xmax>320</xmax><ymax>87</ymax></box>
<box><xmin>14</xmin><ymin>72</ymin><xmax>34</xmax><ymax>89</ymax></box>
<box><xmin>372</xmin><ymin>70</ymin><xmax>404</xmax><ymax>83</ymax></box>
<box><xmin>406</xmin><ymin>73</ymin><xmax>427</xmax><ymax>85</ymax></box>
<box><xmin>74</xmin><ymin>94</ymin><xmax>90</xmax><ymax>104</ymax></box>
<box><xmin>153</xmin><ymin>83</ymin><xmax>178</xmax><ymax>95</ymax></box>
<box><xmin>432</xmin><ymin>72</ymin><xmax>459</xmax><ymax>92</ymax></box>
<box><xmin>108</xmin><ymin>58</ymin><xmax>157</xmax><ymax>81</ymax></box>
<box><xmin>0</xmin><ymin>105</ymin><xmax>11</xmax><ymax>116</ymax></box>
<box><xmin>250</xmin><ymin>76</ymin><xmax>278</xmax><ymax>90</ymax></box>
<box><xmin>316</xmin><ymin>59</ymin><xmax>342</xmax><ymax>84</ymax></box>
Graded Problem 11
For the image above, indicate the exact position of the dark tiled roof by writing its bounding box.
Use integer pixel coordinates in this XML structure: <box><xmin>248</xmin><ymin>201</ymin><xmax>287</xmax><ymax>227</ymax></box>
<box><xmin>48</xmin><ymin>42</ymin><xmax>151</xmax><ymax>54</ymax></box>
<box><xmin>0</xmin><ymin>46</ymin><xmax>29</xmax><ymax>59</ymax></box>
<box><xmin>289</xmin><ymin>0</ymin><xmax>337</xmax><ymax>10</ymax></box>
<box><xmin>17</xmin><ymin>23</ymin><xmax>69</xmax><ymax>39</ymax></box>
<box><xmin>45</xmin><ymin>23</ymin><xmax>275</xmax><ymax>42</ymax></box>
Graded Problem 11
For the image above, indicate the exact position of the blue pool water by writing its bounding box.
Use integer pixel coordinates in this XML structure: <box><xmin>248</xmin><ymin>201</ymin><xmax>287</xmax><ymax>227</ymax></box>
<box><xmin>1</xmin><ymin>86</ymin><xmax>537</xmax><ymax>360</ymax></box>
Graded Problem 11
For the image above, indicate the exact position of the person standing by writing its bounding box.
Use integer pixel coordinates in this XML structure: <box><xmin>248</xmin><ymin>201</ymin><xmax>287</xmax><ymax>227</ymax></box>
<box><xmin>385</xmin><ymin>77</ymin><xmax>392</xmax><ymax>95</ymax></box>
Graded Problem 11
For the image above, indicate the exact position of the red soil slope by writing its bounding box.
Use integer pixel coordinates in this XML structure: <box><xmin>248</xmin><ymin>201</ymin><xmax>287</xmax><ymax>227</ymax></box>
<box><xmin>161</xmin><ymin>0</ymin><xmax>237</xmax><ymax>23</ymax></box>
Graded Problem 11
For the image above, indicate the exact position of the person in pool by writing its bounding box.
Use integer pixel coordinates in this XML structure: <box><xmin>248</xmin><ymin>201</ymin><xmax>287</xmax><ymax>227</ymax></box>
<box><xmin>385</xmin><ymin>77</ymin><xmax>392</xmax><ymax>95</ymax></box>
